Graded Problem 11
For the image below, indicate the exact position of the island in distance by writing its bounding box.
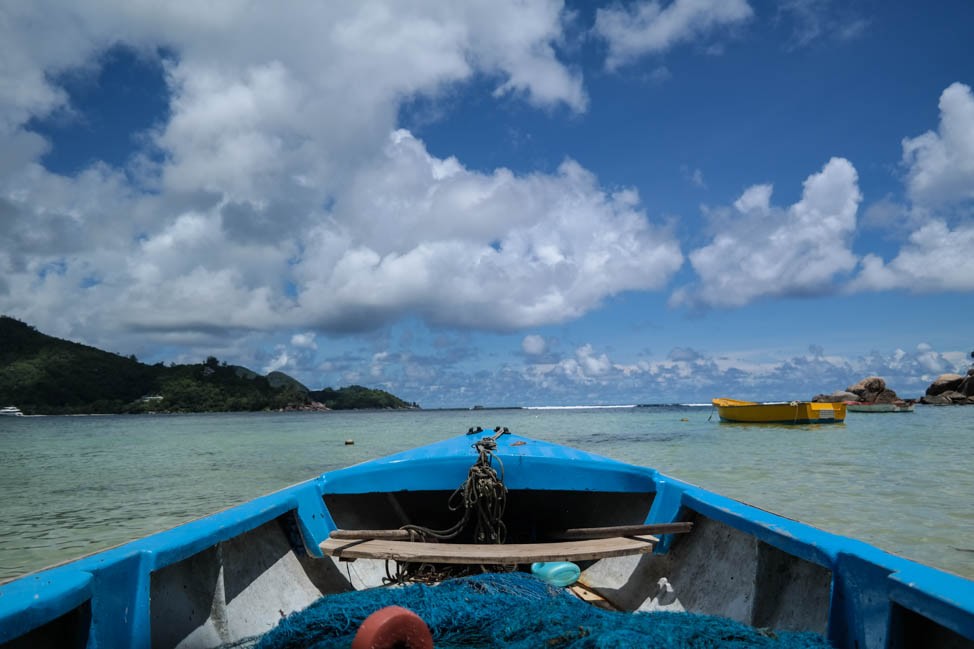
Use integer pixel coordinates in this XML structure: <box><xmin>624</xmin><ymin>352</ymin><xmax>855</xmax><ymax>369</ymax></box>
<box><xmin>0</xmin><ymin>316</ymin><xmax>418</xmax><ymax>415</ymax></box>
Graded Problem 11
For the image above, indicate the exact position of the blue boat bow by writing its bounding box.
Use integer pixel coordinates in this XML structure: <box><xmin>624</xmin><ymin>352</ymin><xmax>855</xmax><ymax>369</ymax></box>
<box><xmin>1</xmin><ymin>428</ymin><xmax>972</xmax><ymax>648</ymax></box>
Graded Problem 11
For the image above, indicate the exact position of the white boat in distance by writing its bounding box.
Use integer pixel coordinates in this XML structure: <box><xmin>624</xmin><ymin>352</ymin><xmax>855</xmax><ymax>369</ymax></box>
<box><xmin>844</xmin><ymin>401</ymin><xmax>915</xmax><ymax>413</ymax></box>
<box><xmin>0</xmin><ymin>406</ymin><xmax>23</xmax><ymax>416</ymax></box>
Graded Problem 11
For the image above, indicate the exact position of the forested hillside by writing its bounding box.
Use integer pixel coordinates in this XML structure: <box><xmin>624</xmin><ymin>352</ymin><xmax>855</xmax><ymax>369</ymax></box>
<box><xmin>0</xmin><ymin>316</ymin><xmax>416</xmax><ymax>414</ymax></box>
<box><xmin>310</xmin><ymin>385</ymin><xmax>419</xmax><ymax>410</ymax></box>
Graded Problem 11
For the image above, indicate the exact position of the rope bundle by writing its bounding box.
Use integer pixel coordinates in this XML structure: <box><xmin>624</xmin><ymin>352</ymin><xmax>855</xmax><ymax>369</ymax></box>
<box><xmin>391</xmin><ymin>428</ymin><xmax>510</xmax><ymax>583</ymax></box>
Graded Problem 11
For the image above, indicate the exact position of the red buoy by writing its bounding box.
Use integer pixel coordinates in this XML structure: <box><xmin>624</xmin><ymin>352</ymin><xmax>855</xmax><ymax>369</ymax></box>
<box><xmin>351</xmin><ymin>606</ymin><xmax>434</xmax><ymax>649</ymax></box>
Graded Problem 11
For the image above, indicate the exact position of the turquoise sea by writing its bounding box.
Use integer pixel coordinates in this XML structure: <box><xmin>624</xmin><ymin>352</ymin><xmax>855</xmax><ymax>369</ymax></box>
<box><xmin>1</xmin><ymin>406</ymin><xmax>972</xmax><ymax>583</ymax></box>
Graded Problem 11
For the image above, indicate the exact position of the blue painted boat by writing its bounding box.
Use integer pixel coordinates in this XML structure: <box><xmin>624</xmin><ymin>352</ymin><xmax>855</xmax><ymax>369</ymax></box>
<box><xmin>1</xmin><ymin>427</ymin><xmax>972</xmax><ymax>648</ymax></box>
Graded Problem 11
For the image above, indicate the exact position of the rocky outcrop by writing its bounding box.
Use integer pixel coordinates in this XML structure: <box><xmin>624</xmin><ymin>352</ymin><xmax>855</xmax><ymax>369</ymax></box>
<box><xmin>925</xmin><ymin>373</ymin><xmax>964</xmax><ymax>396</ymax></box>
<box><xmin>961</xmin><ymin>373</ymin><xmax>974</xmax><ymax>397</ymax></box>
<box><xmin>921</xmin><ymin>370</ymin><xmax>974</xmax><ymax>405</ymax></box>
<box><xmin>846</xmin><ymin>376</ymin><xmax>903</xmax><ymax>403</ymax></box>
<box><xmin>848</xmin><ymin>376</ymin><xmax>885</xmax><ymax>395</ymax></box>
<box><xmin>816</xmin><ymin>369</ymin><xmax>974</xmax><ymax>406</ymax></box>
<box><xmin>281</xmin><ymin>400</ymin><xmax>330</xmax><ymax>412</ymax></box>
<box><xmin>812</xmin><ymin>376</ymin><xmax>911</xmax><ymax>404</ymax></box>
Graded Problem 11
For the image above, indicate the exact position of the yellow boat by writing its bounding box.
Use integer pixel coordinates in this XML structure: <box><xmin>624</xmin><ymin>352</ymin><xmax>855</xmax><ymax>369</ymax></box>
<box><xmin>712</xmin><ymin>398</ymin><xmax>846</xmax><ymax>424</ymax></box>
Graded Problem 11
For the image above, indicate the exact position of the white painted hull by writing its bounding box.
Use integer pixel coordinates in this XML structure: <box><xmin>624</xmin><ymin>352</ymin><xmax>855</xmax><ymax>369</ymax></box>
<box><xmin>844</xmin><ymin>402</ymin><xmax>914</xmax><ymax>413</ymax></box>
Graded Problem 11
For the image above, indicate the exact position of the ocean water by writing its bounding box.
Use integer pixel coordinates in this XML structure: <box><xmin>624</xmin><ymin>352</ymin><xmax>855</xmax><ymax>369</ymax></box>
<box><xmin>1</xmin><ymin>405</ymin><xmax>972</xmax><ymax>582</ymax></box>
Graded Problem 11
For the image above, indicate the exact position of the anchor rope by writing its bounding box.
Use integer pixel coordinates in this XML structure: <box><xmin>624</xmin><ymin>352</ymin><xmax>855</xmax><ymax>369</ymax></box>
<box><xmin>387</xmin><ymin>427</ymin><xmax>511</xmax><ymax>584</ymax></box>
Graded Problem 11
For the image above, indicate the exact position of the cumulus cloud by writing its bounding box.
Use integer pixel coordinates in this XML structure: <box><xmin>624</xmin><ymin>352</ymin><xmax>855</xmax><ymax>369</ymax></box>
<box><xmin>292</xmin><ymin>131</ymin><xmax>683</xmax><ymax>332</ymax></box>
<box><xmin>523</xmin><ymin>343</ymin><xmax>616</xmax><ymax>388</ymax></box>
<box><xmin>594</xmin><ymin>0</ymin><xmax>753</xmax><ymax>70</ymax></box>
<box><xmin>0</xmin><ymin>1</ymin><xmax>679</xmax><ymax>353</ymax></box>
<box><xmin>849</xmin><ymin>220</ymin><xmax>974</xmax><ymax>292</ymax></box>
<box><xmin>733</xmin><ymin>183</ymin><xmax>772</xmax><ymax>213</ymax></box>
<box><xmin>671</xmin><ymin>157</ymin><xmax>861</xmax><ymax>309</ymax></box>
<box><xmin>291</xmin><ymin>332</ymin><xmax>317</xmax><ymax>349</ymax></box>
<box><xmin>901</xmin><ymin>82</ymin><xmax>974</xmax><ymax>207</ymax></box>
<box><xmin>914</xmin><ymin>343</ymin><xmax>950</xmax><ymax>375</ymax></box>
<box><xmin>575</xmin><ymin>344</ymin><xmax>612</xmax><ymax>376</ymax></box>
<box><xmin>849</xmin><ymin>82</ymin><xmax>974</xmax><ymax>293</ymax></box>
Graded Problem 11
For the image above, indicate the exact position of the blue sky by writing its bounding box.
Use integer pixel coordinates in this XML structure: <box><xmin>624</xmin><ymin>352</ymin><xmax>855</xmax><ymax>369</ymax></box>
<box><xmin>1</xmin><ymin>1</ymin><xmax>973</xmax><ymax>407</ymax></box>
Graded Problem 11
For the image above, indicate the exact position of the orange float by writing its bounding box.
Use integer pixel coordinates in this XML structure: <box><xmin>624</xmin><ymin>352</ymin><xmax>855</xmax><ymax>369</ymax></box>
<box><xmin>351</xmin><ymin>605</ymin><xmax>434</xmax><ymax>649</ymax></box>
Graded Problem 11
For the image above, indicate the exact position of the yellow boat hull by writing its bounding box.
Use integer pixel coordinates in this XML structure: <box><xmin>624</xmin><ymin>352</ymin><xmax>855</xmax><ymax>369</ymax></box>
<box><xmin>712</xmin><ymin>398</ymin><xmax>846</xmax><ymax>424</ymax></box>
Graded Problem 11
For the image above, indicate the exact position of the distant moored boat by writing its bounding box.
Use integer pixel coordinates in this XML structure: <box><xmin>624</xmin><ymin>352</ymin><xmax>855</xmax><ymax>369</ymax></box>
<box><xmin>0</xmin><ymin>406</ymin><xmax>23</xmax><ymax>416</ymax></box>
<box><xmin>711</xmin><ymin>398</ymin><xmax>846</xmax><ymax>423</ymax></box>
<box><xmin>844</xmin><ymin>401</ymin><xmax>915</xmax><ymax>413</ymax></box>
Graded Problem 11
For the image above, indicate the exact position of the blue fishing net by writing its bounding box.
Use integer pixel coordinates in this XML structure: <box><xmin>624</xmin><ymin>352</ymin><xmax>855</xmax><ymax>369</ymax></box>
<box><xmin>255</xmin><ymin>572</ymin><xmax>832</xmax><ymax>649</ymax></box>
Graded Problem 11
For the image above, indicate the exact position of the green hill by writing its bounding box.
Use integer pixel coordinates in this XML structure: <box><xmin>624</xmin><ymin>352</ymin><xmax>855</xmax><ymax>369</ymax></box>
<box><xmin>0</xmin><ymin>316</ymin><xmax>417</xmax><ymax>414</ymax></box>
<box><xmin>309</xmin><ymin>385</ymin><xmax>419</xmax><ymax>410</ymax></box>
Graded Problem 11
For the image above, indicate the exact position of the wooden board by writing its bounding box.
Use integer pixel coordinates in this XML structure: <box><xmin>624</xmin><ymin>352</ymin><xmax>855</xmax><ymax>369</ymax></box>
<box><xmin>569</xmin><ymin>584</ymin><xmax>618</xmax><ymax>611</ymax></box>
<box><xmin>557</xmin><ymin>522</ymin><xmax>692</xmax><ymax>540</ymax></box>
<box><xmin>320</xmin><ymin>535</ymin><xmax>658</xmax><ymax>564</ymax></box>
<box><xmin>329</xmin><ymin>522</ymin><xmax>691</xmax><ymax>542</ymax></box>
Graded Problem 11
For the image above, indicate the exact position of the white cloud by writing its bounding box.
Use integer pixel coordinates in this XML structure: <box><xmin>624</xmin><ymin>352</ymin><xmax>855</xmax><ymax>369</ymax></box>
<box><xmin>672</xmin><ymin>157</ymin><xmax>861</xmax><ymax>309</ymax></box>
<box><xmin>594</xmin><ymin>0</ymin><xmax>753</xmax><ymax>70</ymax></box>
<box><xmin>733</xmin><ymin>183</ymin><xmax>772</xmax><ymax>213</ymax></box>
<box><xmin>543</xmin><ymin>343</ymin><xmax>614</xmax><ymax>384</ymax></box>
<box><xmin>477</xmin><ymin>1</ymin><xmax>588</xmax><ymax>112</ymax></box>
<box><xmin>576</xmin><ymin>344</ymin><xmax>611</xmax><ymax>376</ymax></box>
<box><xmin>849</xmin><ymin>220</ymin><xmax>974</xmax><ymax>292</ymax></box>
<box><xmin>292</xmin><ymin>131</ymin><xmax>683</xmax><ymax>332</ymax></box>
<box><xmin>291</xmin><ymin>332</ymin><xmax>317</xmax><ymax>349</ymax></box>
<box><xmin>914</xmin><ymin>343</ymin><xmax>951</xmax><ymax>376</ymax></box>
<box><xmin>263</xmin><ymin>347</ymin><xmax>289</xmax><ymax>374</ymax></box>
<box><xmin>0</xmin><ymin>1</ymin><xmax>622</xmax><ymax>352</ymax></box>
<box><xmin>901</xmin><ymin>82</ymin><xmax>974</xmax><ymax>207</ymax></box>
<box><xmin>522</xmin><ymin>335</ymin><xmax>547</xmax><ymax>355</ymax></box>
<box><xmin>848</xmin><ymin>82</ymin><xmax>974</xmax><ymax>294</ymax></box>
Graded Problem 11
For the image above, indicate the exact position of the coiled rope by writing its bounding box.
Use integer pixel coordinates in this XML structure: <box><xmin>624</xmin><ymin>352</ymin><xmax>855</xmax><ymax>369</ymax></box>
<box><xmin>388</xmin><ymin>427</ymin><xmax>510</xmax><ymax>584</ymax></box>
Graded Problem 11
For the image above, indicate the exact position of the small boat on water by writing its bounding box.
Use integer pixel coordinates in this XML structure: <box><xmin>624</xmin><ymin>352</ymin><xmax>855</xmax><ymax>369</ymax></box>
<box><xmin>844</xmin><ymin>401</ymin><xmax>915</xmax><ymax>413</ymax></box>
<box><xmin>1</xmin><ymin>426</ymin><xmax>971</xmax><ymax>648</ymax></box>
<box><xmin>712</xmin><ymin>398</ymin><xmax>846</xmax><ymax>424</ymax></box>
<box><xmin>0</xmin><ymin>406</ymin><xmax>23</xmax><ymax>416</ymax></box>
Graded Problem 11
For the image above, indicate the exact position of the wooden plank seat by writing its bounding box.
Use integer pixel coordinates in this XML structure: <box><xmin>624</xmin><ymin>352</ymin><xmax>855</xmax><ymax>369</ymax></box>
<box><xmin>321</xmin><ymin>522</ymin><xmax>692</xmax><ymax>565</ymax></box>
<box><xmin>321</xmin><ymin>535</ymin><xmax>658</xmax><ymax>564</ymax></box>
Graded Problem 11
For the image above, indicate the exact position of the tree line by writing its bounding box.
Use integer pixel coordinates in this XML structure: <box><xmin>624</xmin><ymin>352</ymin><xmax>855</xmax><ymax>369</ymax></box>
<box><xmin>0</xmin><ymin>316</ymin><xmax>416</xmax><ymax>415</ymax></box>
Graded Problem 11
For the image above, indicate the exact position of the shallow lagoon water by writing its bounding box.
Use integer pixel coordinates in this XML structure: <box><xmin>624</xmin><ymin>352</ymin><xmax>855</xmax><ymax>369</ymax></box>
<box><xmin>1</xmin><ymin>405</ymin><xmax>972</xmax><ymax>582</ymax></box>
